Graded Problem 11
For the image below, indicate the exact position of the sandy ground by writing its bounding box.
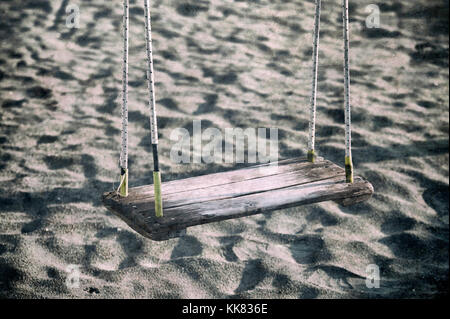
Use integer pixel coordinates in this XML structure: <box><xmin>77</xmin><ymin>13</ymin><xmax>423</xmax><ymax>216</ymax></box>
<box><xmin>0</xmin><ymin>0</ymin><xmax>448</xmax><ymax>298</ymax></box>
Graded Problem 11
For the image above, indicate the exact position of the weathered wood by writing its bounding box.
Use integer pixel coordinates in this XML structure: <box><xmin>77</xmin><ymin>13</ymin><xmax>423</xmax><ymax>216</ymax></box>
<box><xmin>121</xmin><ymin>157</ymin><xmax>311</xmax><ymax>202</ymax></box>
<box><xmin>102</xmin><ymin>157</ymin><xmax>373</xmax><ymax>241</ymax></box>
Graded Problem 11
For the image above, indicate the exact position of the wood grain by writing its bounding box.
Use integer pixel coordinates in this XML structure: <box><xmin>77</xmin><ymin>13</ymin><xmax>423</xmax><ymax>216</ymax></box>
<box><xmin>102</xmin><ymin>157</ymin><xmax>373</xmax><ymax>240</ymax></box>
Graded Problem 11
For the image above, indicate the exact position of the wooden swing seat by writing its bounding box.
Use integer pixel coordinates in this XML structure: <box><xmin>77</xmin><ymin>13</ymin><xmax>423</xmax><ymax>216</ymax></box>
<box><xmin>102</xmin><ymin>157</ymin><xmax>373</xmax><ymax>241</ymax></box>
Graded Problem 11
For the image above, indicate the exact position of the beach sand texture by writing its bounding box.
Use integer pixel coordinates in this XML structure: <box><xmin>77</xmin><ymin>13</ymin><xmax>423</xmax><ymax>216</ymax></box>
<box><xmin>0</xmin><ymin>0</ymin><xmax>448</xmax><ymax>298</ymax></box>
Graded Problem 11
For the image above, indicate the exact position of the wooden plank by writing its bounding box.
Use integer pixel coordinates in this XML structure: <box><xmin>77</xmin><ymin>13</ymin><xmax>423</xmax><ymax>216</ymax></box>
<box><xmin>127</xmin><ymin>160</ymin><xmax>339</xmax><ymax>210</ymax></box>
<box><xmin>102</xmin><ymin>157</ymin><xmax>373</xmax><ymax>240</ymax></box>
<box><xmin>119</xmin><ymin>157</ymin><xmax>313</xmax><ymax>203</ymax></box>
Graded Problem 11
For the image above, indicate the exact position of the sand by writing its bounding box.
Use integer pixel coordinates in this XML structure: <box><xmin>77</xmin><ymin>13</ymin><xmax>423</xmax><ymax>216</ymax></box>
<box><xmin>0</xmin><ymin>0</ymin><xmax>448</xmax><ymax>298</ymax></box>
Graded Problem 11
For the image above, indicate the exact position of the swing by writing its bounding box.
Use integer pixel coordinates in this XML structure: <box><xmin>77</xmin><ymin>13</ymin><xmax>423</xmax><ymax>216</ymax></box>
<box><xmin>102</xmin><ymin>0</ymin><xmax>374</xmax><ymax>241</ymax></box>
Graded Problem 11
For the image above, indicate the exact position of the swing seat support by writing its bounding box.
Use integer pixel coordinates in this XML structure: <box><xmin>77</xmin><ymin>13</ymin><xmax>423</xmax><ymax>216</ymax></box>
<box><xmin>102</xmin><ymin>157</ymin><xmax>373</xmax><ymax>241</ymax></box>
